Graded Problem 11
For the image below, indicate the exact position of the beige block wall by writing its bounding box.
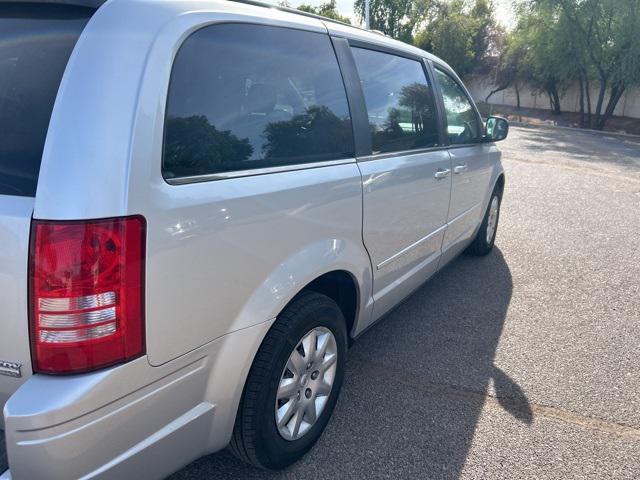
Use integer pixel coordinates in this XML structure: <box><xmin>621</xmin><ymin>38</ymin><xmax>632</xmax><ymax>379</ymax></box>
<box><xmin>466</xmin><ymin>76</ymin><xmax>640</xmax><ymax>119</ymax></box>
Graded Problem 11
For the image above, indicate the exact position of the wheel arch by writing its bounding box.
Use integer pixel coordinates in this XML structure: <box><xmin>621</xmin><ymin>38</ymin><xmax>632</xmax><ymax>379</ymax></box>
<box><xmin>495</xmin><ymin>172</ymin><xmax>505</xmax><ymax>195</ymax></box>
<box><xmin>292</xmin><ymin>270</ymin><xmax>360</xmax><ymax>345</ymax></box>
<box><xmin>228</xmin><ymin>238</ymin><xmax>373</xmax><ymax>346</ymax></box>
<box><xmin>222</xmin><ymin>251</ymin><xmax>371</xmax><ymax>453</ymax></box>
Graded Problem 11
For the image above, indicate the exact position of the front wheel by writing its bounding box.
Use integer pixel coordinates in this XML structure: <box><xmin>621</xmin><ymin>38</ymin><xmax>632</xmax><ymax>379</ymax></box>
<box><xmin>467</xmin><ymin>185</ymin><xmax>503</xmax><ymax>256</ymax></box>
<box><xmin>230</xmin><ymin>292</ymin><xmax>347</xmax><ymax>470</ymax></box>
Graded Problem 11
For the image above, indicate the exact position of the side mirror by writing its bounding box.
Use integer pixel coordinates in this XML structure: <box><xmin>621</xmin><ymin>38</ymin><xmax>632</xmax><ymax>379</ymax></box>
<box><xmin>485</xmin><ymin>116</ymin><xmax>509</xmax><ymax>142</ymax></box>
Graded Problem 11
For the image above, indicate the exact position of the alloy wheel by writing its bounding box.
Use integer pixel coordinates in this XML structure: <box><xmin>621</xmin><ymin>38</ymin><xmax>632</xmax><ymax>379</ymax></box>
<box><xmin>275</xmin><ymin>327</ymin><xmax>338</xmax><ymax>441</ymax></box>
<box><xmin>486</xmin><ymin>195</ymin><xmax>499</xmax><ymax>244</ymax></box>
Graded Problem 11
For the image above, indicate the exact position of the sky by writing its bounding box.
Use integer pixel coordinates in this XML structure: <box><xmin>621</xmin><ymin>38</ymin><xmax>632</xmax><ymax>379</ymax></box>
<box><xmin>263</xmin><ymin>0</ymin><xmax>517</xmax><ymax>30</ymax></box>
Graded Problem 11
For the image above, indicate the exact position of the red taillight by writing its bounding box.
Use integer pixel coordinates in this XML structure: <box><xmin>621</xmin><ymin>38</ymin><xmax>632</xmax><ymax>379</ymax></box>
<box><xmin>29</xmin><ymin>216</ymin><xmax>146</xmax><ymax>374</ymax></box>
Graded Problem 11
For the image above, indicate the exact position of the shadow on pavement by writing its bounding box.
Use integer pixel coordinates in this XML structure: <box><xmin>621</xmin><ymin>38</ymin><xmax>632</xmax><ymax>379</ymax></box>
<box><xmin>170</xmin><ymin>247</ymin><xmax>531</xmax><ymax>479</ymax></box>
<box><xmin>507</xmin><ymin>124</ymin><xmax>640</xmax><ymax>170</ymax></box>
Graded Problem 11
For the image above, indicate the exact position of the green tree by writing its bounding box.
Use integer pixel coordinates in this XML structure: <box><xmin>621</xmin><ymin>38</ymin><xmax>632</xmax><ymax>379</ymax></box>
<box><xmin>486</xmin><ymin>30</ymin><xmax>530</xmax><ymax>108</ymax></box>
<box><xmin>297</xmin><ymin>0</ymin><xmax>351</xmax><ymax>23</ymax></box>
<box><xmin>164</xmin><ymin>116</ymin><xmax>253</xmax><ymax>176</ymax></box>
<box><xmin>489</xmin><ymin>1</ymin><xmax>601</xmax><ymax>122</ymax></box>
<box><xmin>415</xmin><ymin>4</ymin><xmax>476</xmax><ymax>76</ymax></box>
<box><xmin>553</xmin><ymin>9</ymin><xmax>594</xmax><ymax>126</ymax></box>
<box><xmin>490</xmin><ymin>0</ymin><xmax>640</xmax><ymax>129</ymax></box>
<box><xmin>470</xmin><ymin>0</ymin><xmax>502</xmax><ymax>66</ymax></box>
<box><xmin>554</xmin><ymin>0</ymin><xmax>640</xmax><ymax>129</ymax></box>
<box><xmin>263</xmin><ymin>106</ymin><xmax>353</xmax><ymax>159</ymax></box>
<box><xmin>398</xmin><ymin>82</ymin><xmax>435</xmax><ymax>133</ymax></box>
<box><xmin>414</xmin><ymin>0</ymin><xmax>500</xmax><ymax>77</ymax></box>
<box><xmin>353</xmin><ymin>0</ymin><xmax>418</xmax><ymax>42</ymax></box>
<box><xmin>515</xmin><ymin>4</ymin><xmax>572</xmax><ymax>114</ymax></box>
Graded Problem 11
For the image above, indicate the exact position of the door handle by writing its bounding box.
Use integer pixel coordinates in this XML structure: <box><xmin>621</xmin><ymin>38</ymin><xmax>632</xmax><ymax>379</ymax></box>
<box><xmin>454</xmin><ymin>164</ymin><xmax>468</xmax><ymax>174</ymax></box>
<box><xmin>434</xmin><ymin>168</ymin><xmax>451</xmax><ymax>179</ymax></box>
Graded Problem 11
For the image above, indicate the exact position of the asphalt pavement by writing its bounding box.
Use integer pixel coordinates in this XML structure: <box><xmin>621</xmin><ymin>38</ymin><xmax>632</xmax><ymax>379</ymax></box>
<box><xmin>171</xmin><ymin>124</ymin><xmax>640</xmax><ymax>479</ymax></box>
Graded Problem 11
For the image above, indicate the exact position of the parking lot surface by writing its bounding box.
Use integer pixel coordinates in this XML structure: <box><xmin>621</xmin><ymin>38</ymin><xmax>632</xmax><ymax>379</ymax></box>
<box><xmin>171</xmin><ymin>125</ymin><xmax>640</xmax><ymax>479</ymax></box>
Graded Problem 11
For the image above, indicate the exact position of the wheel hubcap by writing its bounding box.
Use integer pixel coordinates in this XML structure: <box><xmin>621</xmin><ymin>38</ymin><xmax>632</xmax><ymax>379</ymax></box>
<box><xmin>486</xmin><ymin>195</ymin><xmax>499</xmax><ymax>244</ymax></box>
<box><xmin>275</xmin><ymin>327</ymin><xmax>338</xmax><ymax>441</ymax></box>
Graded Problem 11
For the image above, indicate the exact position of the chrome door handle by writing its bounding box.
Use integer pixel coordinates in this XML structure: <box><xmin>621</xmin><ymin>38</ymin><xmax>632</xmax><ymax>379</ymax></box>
<box><xmin>454</xmin><ymin>164</ymin><xmax>468</xmax><ymax>174</ymax></box>
<box><xmin>434</xmin><ymin>168</ymin><xmax>451</xmax><ymax>179</ymax></box>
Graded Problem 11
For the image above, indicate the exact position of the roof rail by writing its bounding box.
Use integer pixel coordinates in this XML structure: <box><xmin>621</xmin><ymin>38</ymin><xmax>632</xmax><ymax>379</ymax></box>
<box><xmin>227</xmin><ymin>0</ymin><xmax>362</xmax><ymax>31</ymax></box>
<box><xmin>0</xmin><ymin>0</ymin><xmax>106</xmax><ymax>7</ymax></box>
<box><xmin>4</xmin><ymin>0</ymin><xmax>375</xmax><ymax>35</ymax></box>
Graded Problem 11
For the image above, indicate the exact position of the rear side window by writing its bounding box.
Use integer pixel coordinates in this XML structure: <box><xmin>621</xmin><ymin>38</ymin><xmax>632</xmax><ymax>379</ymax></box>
<box><xmin>163</xmin><ymin>24</ymin><xmax>355</xmax><ymax>180</ymax></box>
<box><xmin>350</xmin><ymin>47</ymin><xmax>439</xmax><ymax>155</ymax></box>
<box><xmin>0</xmin><ymin>4</ymin><xmax>92</xmax><ymax>197</ymax></box>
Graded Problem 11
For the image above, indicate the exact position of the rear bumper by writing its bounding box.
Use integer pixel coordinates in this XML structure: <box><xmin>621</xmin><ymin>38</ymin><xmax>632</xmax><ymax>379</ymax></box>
<box><xmin>2</xmin><ymin>320</ymin><xmax>273</xmax><ymax>480</ymax></box>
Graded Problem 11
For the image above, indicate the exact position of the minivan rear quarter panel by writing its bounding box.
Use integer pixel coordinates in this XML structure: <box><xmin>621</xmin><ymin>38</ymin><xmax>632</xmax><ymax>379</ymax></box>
<box><xmin>125</xmin><ymin>9</ymin><xmax>374</xmax><ymax>365</ymax></box>
<box><xmin>141</xmin><ymin>168</ymin><xmax>370</xmax><ymax>365</ymax></box>
<box><xmin>30</xmin><ymin>2</ymin><xmax>373</xmax><ymax>366</ymax></box>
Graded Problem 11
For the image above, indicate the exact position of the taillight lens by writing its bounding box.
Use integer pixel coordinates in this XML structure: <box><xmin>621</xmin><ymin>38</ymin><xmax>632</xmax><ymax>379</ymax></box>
<box><xmin>29</xmin><ymin>216</ymin><xmax>146</xmax><ymax>374</ymax></box>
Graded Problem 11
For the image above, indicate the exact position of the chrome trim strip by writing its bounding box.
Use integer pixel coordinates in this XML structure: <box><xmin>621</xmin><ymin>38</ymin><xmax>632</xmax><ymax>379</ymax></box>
<box><xmin>357</xmin><ymin>145</ymin><xmax>446</xmax><ymax>163</ymax></box>
<box><xmin>447</xmin><ymin>142</ymin><xmax>485</xmax><ymax>150</ymax></box>
<box><xmin>447</xmin><ymin>202</ymin><xmax>481</xmax><ymax>225</ymax></box>
<box><xmin>39</xmin><ymin>292</ymin><xmax>116</xmax><ymax>312</ymax></box>
<box><xmin>165</xmin><ymin>158</ymin><xmax>356</xmax><ymax>185</ymax></box>
<box><xmin>377</xmin><ymin>224</ymin><xmax>447</xmax><ymax>270</ymax></box>
<box><xmin>39</xmin><ymin>306</ymin><xmax>116</xmax><ymax>328</ymax></box>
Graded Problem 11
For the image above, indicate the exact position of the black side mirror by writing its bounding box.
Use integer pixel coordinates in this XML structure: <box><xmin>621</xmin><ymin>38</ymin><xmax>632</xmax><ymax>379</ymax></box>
<box><xmin>485</xmin><ymin>116</ymin><xmax>509</xmax><ymax>142</ymax></box>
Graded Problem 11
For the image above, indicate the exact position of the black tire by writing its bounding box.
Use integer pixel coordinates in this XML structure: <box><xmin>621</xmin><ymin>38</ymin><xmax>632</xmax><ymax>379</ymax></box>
<box><xmin>467</xmin><ymin>184</ymin><xmax>503</xmax><ymax>256</ymax></box>
<box><xmin>230</xmin><ymin>291</ymin><xmax>347</xmax><ymax>470</ymax></box>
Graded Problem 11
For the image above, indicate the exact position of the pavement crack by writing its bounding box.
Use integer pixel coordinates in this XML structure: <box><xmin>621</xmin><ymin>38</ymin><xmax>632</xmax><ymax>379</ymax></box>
<box><xmin>524</xmin><ymin>403</ymin><xmax>640</xmax><ymax>440</ymax></box>
<box><xmin>348</xmin><ymin>355</ymin><xmax>640</xmax><ymax>440</ymax></box>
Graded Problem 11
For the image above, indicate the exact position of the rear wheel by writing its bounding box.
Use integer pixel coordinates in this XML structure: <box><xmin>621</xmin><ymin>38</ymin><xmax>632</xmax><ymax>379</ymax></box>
<box><xmin>467</xmin><ymin>184</ymin><xmax>503</xmax><ymax>256</ymax></box>
<box><xmin>230</xmin><ymin>292</ymin><xmax>347</xmax><ymax>470</ymax></box>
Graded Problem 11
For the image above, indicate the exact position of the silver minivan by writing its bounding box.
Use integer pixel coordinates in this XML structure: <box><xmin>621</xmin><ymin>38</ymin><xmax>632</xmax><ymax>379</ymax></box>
<box><xmin>0</xmin><ymin>0</ymin><xmax>508</xmax><ymax>478</ymax></box>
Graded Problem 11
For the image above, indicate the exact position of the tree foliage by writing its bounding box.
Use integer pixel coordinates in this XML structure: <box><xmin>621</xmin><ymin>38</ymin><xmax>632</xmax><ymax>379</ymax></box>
<box><xmin>164</xmin><ymin>116</ymin><xmax>253</xmax><ymax>177</ymax></box>
<box><xmin>491</xmin><ymin>3</ymin><xmax>576</xmax><ymax>114</ymax></box>
<box><xmin>290</xmin><ymin>0</ymin><xmax>639</xmax><ymax>131</ymax></box>
<box><xmin>398</xmin><ymin>83</ymin><xmax>435</xmax><ymax>133</ymax></box>
<box><xmin>414</xmin><ymin>0</ymin><xmax>501</xmax><ymax>77</ymax></box>
<box><xmin>351</xmin><ymin>0</ymin><xmax>500</xmax><ymax>75</ymax></box>
<box><xmin>263</xmin><ymin>106</ymin><xmax>354</xmax><ymax>159</ymax></box>
<box><xmin>486</xmin><ymin>30</ymin><xmax>529</xmax><ymax>108</ymax></box>
<box><xmin>296</xmin><ymin>0</ymin><xmax>352</xmax><ymax>23</ymax></box>
<box><xmin>485</xmin><ymin>0</ymin><xmax>639</xmax><ymax>129</ymax></box>
<box><xmin>554</xmin><ymin>0</ymin><xmax>640</xmax><ymax>129</ymax></box>
<box><xmin>354</xmin><ymin>0</ymin><xmax>422</xmax><ymax>42</ymax></box>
